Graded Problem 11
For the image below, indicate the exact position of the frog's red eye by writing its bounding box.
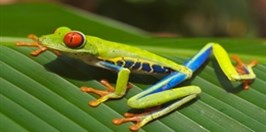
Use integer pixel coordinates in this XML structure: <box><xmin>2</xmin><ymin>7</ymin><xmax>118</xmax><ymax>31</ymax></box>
<box><xmin>63</xmin><ymin>31</ymin><xmax>86</xmax><ymax>48</ymax></box>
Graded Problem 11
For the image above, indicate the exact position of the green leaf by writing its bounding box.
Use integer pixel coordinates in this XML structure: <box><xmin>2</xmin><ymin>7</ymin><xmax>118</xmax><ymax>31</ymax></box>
<box><xmin>1</xmin><ymin>3</ymin><xmax>265</xmax><ymax>132</ymax></box>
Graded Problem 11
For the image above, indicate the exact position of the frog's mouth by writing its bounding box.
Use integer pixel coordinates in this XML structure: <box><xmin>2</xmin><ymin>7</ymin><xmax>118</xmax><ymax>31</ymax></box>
<box><xmin>16</xmin><ymin>34</ymin><xmax>60</xmax><ymax>56</ymax></box>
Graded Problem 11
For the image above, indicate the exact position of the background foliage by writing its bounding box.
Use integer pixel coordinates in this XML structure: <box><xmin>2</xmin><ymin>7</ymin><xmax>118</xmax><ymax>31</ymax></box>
<box><xmin>2</xmin><ymin>0</ymin><xmax>266</xmax><ymax>37</ymax></box>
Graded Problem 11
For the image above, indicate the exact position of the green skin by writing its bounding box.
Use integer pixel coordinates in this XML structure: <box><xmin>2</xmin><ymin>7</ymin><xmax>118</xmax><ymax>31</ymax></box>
<box><xmin>19</xmin><ymin>27</ymin><xmax>256</xmax><ymax>130</ymax></box>
<box><xmin>40</xmin><ymin>27</ymin><xmax>198</xmax><ymax>106</ymax></box>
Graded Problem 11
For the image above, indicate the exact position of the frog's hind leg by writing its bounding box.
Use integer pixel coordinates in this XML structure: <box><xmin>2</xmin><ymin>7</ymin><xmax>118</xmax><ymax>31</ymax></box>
<box><xmin>111</xmin><ymin>44</ymin><xmax>213</xmax><ymax>131</ymax></box>
<box><xmin>113</xmin><ymin>85</ymin><xmax>200</xmax><ymax>131</ymax></box>
<box><xmin>212</xmin><ymin>44</ymin><xmax>257</xmax><ymax>89</ymax></box>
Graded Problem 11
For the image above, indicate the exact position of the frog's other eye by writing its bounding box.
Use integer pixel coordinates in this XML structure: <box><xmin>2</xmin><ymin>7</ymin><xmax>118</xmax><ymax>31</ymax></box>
<box><xmin>63</xmin><ymin>31</ymin><xmax>86</xmax><ymax>48</ymax></box>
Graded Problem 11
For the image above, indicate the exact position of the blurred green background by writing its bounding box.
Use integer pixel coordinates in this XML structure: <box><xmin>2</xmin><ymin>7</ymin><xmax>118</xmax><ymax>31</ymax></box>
<box><xmin>1</xmin><ymin>0</ymin><xmax>265</xmax><ymax>37</ymax></box>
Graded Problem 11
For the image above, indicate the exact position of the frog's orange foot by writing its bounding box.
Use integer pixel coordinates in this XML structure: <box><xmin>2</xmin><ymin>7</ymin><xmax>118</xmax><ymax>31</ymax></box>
<box><xmin>81</xmin><ymin>80</ymin><xmax>115</xmax><ymax>95</ymax></box>
<box><xmin>112</xmin><ymin>112</ymin><xmax>146</xmax><ymax>131</ymax></box>
<box><xmin>16</xmin><ymin>34</ymin><xmax>48</xmax><ymax>56</ymax></box>
<box><xmin>112</xmin><ymin>106</ymin><xmax>161</xmax><ymax>131</ymax></box>
<box><xmin>81</xmin><ymin>79</ymin><xmax>114</xmax><ymax>107</ymax></box>
<box><xmin>81</xmin><ymin>80</ymin><xmax>132</xmax><ymax>107</ymax></box>
<box><xmin>231</xmin><ymin>55</ymin><xmax>257</xmax><ymax>89</ymax></box>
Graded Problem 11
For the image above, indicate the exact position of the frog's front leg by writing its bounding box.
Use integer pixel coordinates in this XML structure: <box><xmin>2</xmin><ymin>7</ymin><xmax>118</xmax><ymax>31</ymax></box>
<box><xmin>16</xmin><ymin>34</ymin><xmax>48</xmax><ymax>56</ymax></box>
<box><xmin>81</xmin><ymin>61</ymin><xmax>130</xmax><ymax>106</ymax></box>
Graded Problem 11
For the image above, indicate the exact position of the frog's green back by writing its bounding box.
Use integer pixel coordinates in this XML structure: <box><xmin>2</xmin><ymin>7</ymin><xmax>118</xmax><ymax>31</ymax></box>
<box><xmin>87</xmin><ymin>36</ymin><xmax>184</xmax><ymax>71</ymax></box>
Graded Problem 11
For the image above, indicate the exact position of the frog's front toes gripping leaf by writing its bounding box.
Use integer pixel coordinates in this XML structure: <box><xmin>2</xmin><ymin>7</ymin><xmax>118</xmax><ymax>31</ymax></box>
<box><xmin>81</xmin><ymin>80</ymin><xmax>116</xmax><ymax>107</ymax></box>
<box><xmin>16</xmin><ymin>34</ymin><xmax>48</xmax><ymax>56</ymax></box>
<box><xmin>81</xmin><ymin>79</ymin><xmax>132</xmax><ymax>107</ymax></box>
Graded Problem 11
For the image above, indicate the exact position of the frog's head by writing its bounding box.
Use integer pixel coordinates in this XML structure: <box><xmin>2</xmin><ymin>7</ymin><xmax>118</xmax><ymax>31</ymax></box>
<box><xmin>16</xmin><ymin>27</ymin><xmax>98</xmax><ymax>56</ymax></box>
<box><xmin>40</xmin><ymin>26</ymin><xmax>98</xmax><ymax>55</ymax></box>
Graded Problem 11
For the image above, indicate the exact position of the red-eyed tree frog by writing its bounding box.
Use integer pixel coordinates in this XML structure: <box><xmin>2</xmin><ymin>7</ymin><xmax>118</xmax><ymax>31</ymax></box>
<box><xmin>16</xmin><ymin>27</ymin><xmax>257</xmax><ymax>131</ymax></box>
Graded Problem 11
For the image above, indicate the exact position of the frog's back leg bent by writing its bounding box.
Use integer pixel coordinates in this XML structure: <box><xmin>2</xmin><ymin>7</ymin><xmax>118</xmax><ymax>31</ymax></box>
<box><xmin>81</xmin><ymin>42</ymin><xmax>256</xmax><ymax>131</ymax></box>
<box><xmin>183</xmin><ymin>42</ymin><xmax>256</xmax><ymax>87</ymax></box>
<box><xmin>112</xmin><ymin>42</ymin><xmax>212</xmax><ymax>130</ymax></box>
<box><xmin>211</xmin><ymin>43</ymin><xmax>257</xmax><ymax>89</ymax></box>
<box><xmin>111</xmin><ymin>43</ymin><xmax>257</xmax><ymax>131</ymax></box>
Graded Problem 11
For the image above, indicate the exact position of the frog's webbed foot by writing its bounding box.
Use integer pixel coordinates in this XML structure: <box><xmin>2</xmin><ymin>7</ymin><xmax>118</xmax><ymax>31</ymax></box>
<box><xmin>112</xmin><ymin>110</ymin><xmax>157</xmax><ymax>131</ymax></box>
<box><xmin>81</xmin><ymin>79</ymin><xmax>132</xmax><ymax>107</ymax></box>
<box><xmin>16</xmin><ymin>34</ymin><xmax>48</xmax><ymax>56</ymax></box>
<box><xmin>113</xmin><ymin>113</ymin><xmax>144</xmax><ymax>131</ymax></box>
<box><xmin>231</xmin><ymin>55</ymin><xmax>257</xmax><ymax>89</ymax></box>
<box><xmin>16</xmin><ymin>34</ymin><xmax>61</xmax><ymax>56</ymax></box>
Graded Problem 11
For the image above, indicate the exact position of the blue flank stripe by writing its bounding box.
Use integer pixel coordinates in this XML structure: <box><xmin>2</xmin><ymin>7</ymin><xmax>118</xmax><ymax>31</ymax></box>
<box><xmin>184</xmin><ymin>45</ymin><xmax>212</xmax><ymax>72</ymax></box>
<box><xmin>124</xmin><ymin>60</ymin><xmax>134</xmax><ymax>68</ymax></box>
<box><xmin>142</xmin><ymin>63</ymin><xmax>152</xmax><ymax>72</ymax></box>
<box><xmin>132</xmin><ymin>62</ymin><xmax>141</xmax><ymax>69</ymax></box>
<box><xmin>152</xmin><ymin>65</ymin><xmax>167</xmax><ymax>73</ymax></box>
<box><xmin>157</xmin><ymin>72</ymin><xmax>187</xmax><ymax>91</ymax></box>
<box><xmin>141</xmin><ymin>72</ymin><xmax>187</xmax><ymax>96</ymax></box>
<box><xmin>116</xmin><ymin>60</ymin><xmax>124</xmax><ymax>66</ymax></box>
<box><xmin>99</xmin><ymin>61</ymin><xmax>122</xmax><ymax>71</ymax></box>
<box><xmin>141</xmin><ymin>44</ymin><xmax>213</xmax><ymax>96</ymax></box>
